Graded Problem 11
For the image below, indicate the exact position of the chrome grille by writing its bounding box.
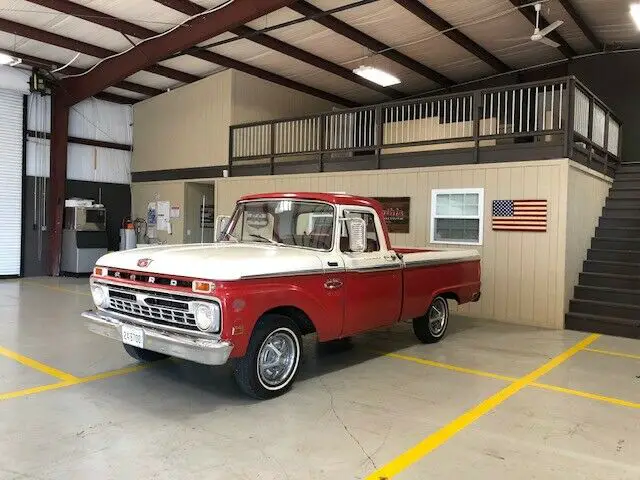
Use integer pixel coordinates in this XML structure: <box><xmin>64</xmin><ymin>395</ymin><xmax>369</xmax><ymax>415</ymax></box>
<box><xmin>105</xmin><ymin>285</ymin><xmax>201</xmax><ymax>331</ymax></box>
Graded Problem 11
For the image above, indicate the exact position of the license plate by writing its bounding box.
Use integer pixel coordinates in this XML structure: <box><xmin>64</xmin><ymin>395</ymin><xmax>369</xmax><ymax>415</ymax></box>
<box><xmin>121</xmin><ymin>325</ymin><xmax>144</xmax><ymax>348</ymax></box>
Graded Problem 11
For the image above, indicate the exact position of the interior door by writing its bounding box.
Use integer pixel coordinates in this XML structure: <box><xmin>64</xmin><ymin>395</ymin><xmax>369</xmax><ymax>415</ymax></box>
<box><xmin>340</xmin><ymin>208</ymin><xmax>403</xmax><ymax>336</ymax></box>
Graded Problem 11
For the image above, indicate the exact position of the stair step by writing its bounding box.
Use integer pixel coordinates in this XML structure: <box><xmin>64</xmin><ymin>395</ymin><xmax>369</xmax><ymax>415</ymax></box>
<box><xmin>605</xmin><ymin>198</ymin><xmax>640</xmax><ymax>208</ymax></box>
<box><xmin>617</xmin><ymin>164</ymin><xmax>640</xmax><ymax>173</ymax></box>
<box><xmin>594</xmin><ymin>226</ymin><xmax>640</xmax><ymax>239</ymax></box>
<box><xmin>614</xmin><ymin>172</ymin><xmax>640</xmax><ymax>181</ymax></box>
<box><xmin>591</xmin><ymin>237</ymin><xmax>640</xmax><ymax>251</ymax></box>
<box><xmin>569</xmin><ymin>298</ymin><xmax>640</xmax><ymax>321</ymax></box>
<box><xmin>583</xmin><ymin>259</ymin><xmax>640</xmax><ymax>275</ymax></box>
<box><xmin>602</xmin><ymin>207</ymin><xmax>640</xmax><ymax>218</ymax></box>
<box><xmin>574</xmin><ymin>285</ymin><xmax>640</xmax><ymax>306</ymax></box>
<box><xmin>587</xmin><ymin>248</ymin><xmax>640</xmax><ymax>263</ymax></box>
<box><xmin>608</xmin><ymin>189</ymin><xmax>640</xmax><ymax>199</ymax></box>
<box><xmin>565</xmin><ymin>312</ymin><xmax>640</xmax><ymax>338</ymax></box>
<box><xmin>599</xmin><ymin>217</ymin><xmax>640</xmax><ymax>228</ymax></box>
<box><xmin>579</xmin><ymin>271</ymin><xmax>640</xmax><ymax>290</ymax></box>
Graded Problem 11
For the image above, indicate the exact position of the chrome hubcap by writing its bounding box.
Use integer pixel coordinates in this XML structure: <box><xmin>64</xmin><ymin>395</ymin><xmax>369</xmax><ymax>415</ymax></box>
<box><xmin>258</xmin><ymin>331</ymin><xmax>297</xmax><ymax>387</ymax></box>
<box><xmin>428</xmin><ymin>298</ymin><xmax>447</xmax><ymax>336</ymax></box>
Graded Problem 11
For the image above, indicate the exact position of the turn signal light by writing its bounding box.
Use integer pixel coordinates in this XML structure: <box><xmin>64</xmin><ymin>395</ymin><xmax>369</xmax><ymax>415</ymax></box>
<box><xmin>192</xmin><ymin>280</ymin><xmax>214</xmax><ymax>293</ymax></box>
<box><xmin>93</xmin><ymin>266</ymin><xmax>107</xmax><ymax>276</ymax></box>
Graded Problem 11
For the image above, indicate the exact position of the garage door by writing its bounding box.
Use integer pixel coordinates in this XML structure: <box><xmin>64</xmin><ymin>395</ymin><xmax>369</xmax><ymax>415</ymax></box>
<box><xmin>0</xmin><ymin>90</ymin><xmax>23</xmax><ymax>276</ymax></box>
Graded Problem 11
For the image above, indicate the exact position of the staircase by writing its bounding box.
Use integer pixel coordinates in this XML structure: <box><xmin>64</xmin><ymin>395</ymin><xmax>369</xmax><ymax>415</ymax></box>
<box><xmin>565</xmin><ymin>162</ymin><xmax>640</xmax><ymax>338</ymax></box>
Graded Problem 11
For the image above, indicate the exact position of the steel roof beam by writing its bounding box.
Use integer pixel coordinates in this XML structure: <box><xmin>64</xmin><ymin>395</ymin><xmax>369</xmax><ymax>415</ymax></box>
<box><xmin>393</xmin><ymin>0</ymin><xmax>510</xmax><ymax>73</ymax></box>
<box><xmin>556</xmin><ymin>0</ymin><xmax>602</xmax><ymax>51</ymax></box>
<box><xmin>289</xmin><ymin>1</ymin><xmax>454</xmax><ymax>87</ymax></box>
<box><xmin>0</xmin><ymin>17</ymin><xmax>199</xmax><ymax>85</ymax></box>
<box><xmin>60</xmin><ymin>0</ymin><xmax>299</xmax><ymax>103</ymax></box>
<box><xmin>508</xmin><ymin>0</ymin><xmax>576</xmax><ymax>58</ymax></box>
<box><xmin>24</xmin><ymin>0</ymin><xmax>355</xmax><ymax>105</ymax></box>
<box><xmin>155</xmin><ymin>0</ymin><xmax>402</xmax><ymax>98</ymax></box>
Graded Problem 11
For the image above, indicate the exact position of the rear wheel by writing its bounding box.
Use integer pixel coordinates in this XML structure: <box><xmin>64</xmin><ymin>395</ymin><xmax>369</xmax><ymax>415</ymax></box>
<box><xmin>123</xmin><ymin>343</ymin><xmax>169</xmax><ymax>362</ymax></box>
<box><xmin>234</xmin><ymin>315</ymin><xmax>302</xmax><ymax>399</ymax></box>
<box><xmin>413</xmin><ymin>296</ymin><xmax>449</xmax><ymax>344</ymax></box>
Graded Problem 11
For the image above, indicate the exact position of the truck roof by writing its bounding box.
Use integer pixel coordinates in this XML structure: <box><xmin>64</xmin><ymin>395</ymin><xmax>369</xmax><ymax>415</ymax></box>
<box><xmin>239</xmin><ymin>192</ymin><xmax>383</xmax><ymax>209</ymax></box>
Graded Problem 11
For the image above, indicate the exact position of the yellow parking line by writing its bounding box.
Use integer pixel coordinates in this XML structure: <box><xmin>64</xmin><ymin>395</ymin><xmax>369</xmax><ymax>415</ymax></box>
<box><xmin>366</xmin><ymin>334</ymin><xmax>600</xmax><ymax>480</ymax></box>
<box><xmin>0</xmin><ymin>381</ymin><xmax>77</xmax><ymax>401</ymax></box>
<box><xmin>382</xmin><ymin>352</ymin><xmax>518</xmax><ymax>383</ymax></box>
<box><xmin>0</xmin><ymin>345</ymin><xmax>79</xmax><ymax>382</ymax></box>
<box><xmin>77</xmin><ymin>361</ymin><xmax>158</xmax><ymax>383</ymax></box>
<box><xmin>531</xmin><ymin>382</ymin><xmax>640</xmax><ymax>409</ymax></box>
<box><xmin>0</xmin><ymin>362</ymin><xmax>158</xmax><ymax>402</ymax></box>
<box><xmin>584</xmin><ymin>347</ymin><xmax>640</xmax><ymax>361</ymax></box>
<box><xmin>383</xmin><ymin>347</ymin><xmax>640</xmax><ymax>412</ymax></box>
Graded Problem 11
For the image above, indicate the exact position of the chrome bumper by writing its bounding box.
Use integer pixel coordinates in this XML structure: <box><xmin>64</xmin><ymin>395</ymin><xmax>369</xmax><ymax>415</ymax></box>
<box><xmin>82</xmin><ymin>309</ymin><xmax>233</xmax><ymax>365</ymax></box>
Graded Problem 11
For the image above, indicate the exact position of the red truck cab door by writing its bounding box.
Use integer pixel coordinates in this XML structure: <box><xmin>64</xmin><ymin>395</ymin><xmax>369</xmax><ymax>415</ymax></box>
<box><xmin>338</xmin><ymin>206</ymin><xmax>403</xmax><ymax>336</ymax></box>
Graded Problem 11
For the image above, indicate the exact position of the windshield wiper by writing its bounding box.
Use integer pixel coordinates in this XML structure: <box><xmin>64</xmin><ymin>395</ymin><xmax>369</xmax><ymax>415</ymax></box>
<box><xmin>248</xmin><ymin>233</ymin><xmax>278</xmax><ymax>244</ymax></box>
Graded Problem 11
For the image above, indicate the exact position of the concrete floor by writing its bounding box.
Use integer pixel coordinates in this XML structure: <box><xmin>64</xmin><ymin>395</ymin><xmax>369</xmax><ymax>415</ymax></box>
<box><xmin>1</xmin><ymin>277</ymin><xmax>639</xmax><ymax>480</ymax></box>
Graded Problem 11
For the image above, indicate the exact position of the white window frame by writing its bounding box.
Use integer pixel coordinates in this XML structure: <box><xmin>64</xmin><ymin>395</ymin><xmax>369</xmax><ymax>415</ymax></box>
<box><xmin>430</xmin><ymin>188</ymin><xmax>484</xmax><ymax>246</ymax></box>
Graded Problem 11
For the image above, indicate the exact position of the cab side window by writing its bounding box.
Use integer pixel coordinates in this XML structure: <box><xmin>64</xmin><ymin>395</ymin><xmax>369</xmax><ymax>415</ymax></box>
<box><xmin>340</xmin><ymin>211</ymin><xmax>380</xmax><ymax>253</ymax></box>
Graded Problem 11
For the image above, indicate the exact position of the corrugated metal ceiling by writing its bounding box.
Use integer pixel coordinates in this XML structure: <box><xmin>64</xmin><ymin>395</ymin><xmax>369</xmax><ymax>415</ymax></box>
<box><xmin>0</xmin><ymin>0</ymin><xmax>636</xmax><ymax>104</ymax></box>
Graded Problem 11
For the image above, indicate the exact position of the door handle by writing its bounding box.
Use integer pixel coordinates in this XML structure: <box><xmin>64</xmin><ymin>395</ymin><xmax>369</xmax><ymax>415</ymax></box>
<box><xmin>324</xmin><ymin>278</ymin><xmax>343</xmax><ymax>290</ymax></box>
<box><xmin>384</xmin><ymin>254</ymin><xmax>397</xmax><ymax>261</ymax></box>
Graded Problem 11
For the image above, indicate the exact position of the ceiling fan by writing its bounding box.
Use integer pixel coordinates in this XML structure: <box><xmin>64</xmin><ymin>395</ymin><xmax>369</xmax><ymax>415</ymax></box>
<box><xmin>530</xmin><ymin>2</ymin><xmax>564</xmax><ymax>48</ymax></box>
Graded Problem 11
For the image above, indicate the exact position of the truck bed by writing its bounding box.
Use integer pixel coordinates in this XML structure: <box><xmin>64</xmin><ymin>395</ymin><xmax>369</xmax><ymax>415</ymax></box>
<box><xmin>394</xmin><ymin>247</ymin><xmax>481</xmax><ymax>321</ymax></box>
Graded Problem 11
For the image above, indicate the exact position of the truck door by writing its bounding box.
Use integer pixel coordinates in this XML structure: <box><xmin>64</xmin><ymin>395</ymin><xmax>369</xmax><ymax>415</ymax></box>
<box><xmin>339</xmin><ymin>207</ymin><xmax>403</xmax><ymax>336</ymax></box>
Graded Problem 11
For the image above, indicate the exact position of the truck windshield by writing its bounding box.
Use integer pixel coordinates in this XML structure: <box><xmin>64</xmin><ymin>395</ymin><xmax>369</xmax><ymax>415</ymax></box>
<box><xmin>221</xmin><ymin>200</ymin><xmax>335</xmax><ymax>251</ymax></box>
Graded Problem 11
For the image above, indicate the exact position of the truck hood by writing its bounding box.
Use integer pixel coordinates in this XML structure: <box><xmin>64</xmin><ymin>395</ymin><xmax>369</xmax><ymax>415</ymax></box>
<box><xmin>96</xmin><ymin>243</ymin><xmax>326</xmax><ymax>281</ymax></box>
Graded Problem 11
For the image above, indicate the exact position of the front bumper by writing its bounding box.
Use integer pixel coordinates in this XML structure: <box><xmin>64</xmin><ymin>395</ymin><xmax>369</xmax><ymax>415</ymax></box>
<box><xmin>82</xmin><ymin>309</ymin><xmax>233</xmax><ymax>365</ymax></box>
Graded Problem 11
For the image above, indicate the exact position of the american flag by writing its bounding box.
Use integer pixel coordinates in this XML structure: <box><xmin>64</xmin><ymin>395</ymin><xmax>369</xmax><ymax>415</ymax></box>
<box><xmin>492</xmin><ymin>199</ymin><xmax>547</xmax><ymax>232</ymax></box>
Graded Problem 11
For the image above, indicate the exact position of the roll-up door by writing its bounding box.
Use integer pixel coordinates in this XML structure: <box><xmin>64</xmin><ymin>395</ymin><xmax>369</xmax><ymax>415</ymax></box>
<box><xmin>0</xmin><ymin>90</ymin><xmax>23</xmax><ymax>275</ymax></box>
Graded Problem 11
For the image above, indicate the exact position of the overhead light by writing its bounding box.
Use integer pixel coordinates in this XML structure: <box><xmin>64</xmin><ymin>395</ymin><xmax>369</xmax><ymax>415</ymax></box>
<box><xmin>353</xmin><ymin>65</ymin><xmax>400</xmax><ymax>87</ymax></box>
<box><xmin>631</xmin><ymin>3</ymin><xmax>640</xmax><ymax>31</ymax></box>
<box><xmin>0</xmin><ymin>53</ymin><xmax>22</xmax><ymax>67</ymax></box>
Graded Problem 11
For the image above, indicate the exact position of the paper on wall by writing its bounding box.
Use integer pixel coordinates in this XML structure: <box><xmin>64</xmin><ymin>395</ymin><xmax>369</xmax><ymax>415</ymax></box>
<box><xmin>157</xmin><ymin>201</ymin><xmax>171</xmax><ymax>232</ymax></box>
<box><xmin>170</xmin><ymin>206</ymin><xmax>181</xmax><ymax>218</ymax></box>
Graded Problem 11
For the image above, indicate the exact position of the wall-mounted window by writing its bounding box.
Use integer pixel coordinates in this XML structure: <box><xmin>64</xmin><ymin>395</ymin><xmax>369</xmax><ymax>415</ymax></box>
<box><xmin>430</xmin><ymin>188</ymin><xmax>484</xmax><ymax>245</ymax></box>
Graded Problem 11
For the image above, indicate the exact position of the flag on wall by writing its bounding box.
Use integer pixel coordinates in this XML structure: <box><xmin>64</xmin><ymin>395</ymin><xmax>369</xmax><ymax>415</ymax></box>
<box><xmin>492</xmin><ymin>200</ymin><xmax>547</xmax><ymax>232</ymax></box>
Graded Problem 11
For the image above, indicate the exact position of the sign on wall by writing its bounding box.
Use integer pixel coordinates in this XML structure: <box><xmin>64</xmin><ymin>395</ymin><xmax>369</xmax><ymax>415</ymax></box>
<box><xmin>372</xmin><ymin>197</ymin><xmax>411</xmax><ymax>233</ymax></box>
<box><xmin>492</xmin><ymin>199</ymin><xmax>547</xmax><ymax>232</ymax></box>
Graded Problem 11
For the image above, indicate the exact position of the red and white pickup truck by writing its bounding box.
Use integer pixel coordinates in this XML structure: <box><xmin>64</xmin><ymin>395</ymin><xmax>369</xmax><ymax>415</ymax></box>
<box><xmin>83</xmin><ymin>193</ymin><xmax>481</xmax><ymax>398</ymax></box>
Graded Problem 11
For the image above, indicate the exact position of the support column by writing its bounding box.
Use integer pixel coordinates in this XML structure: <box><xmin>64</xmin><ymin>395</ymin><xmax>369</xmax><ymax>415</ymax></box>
<box><xmin>48</xmin><ymin>92</ymin><xmax>69</xmax><ymax>276</ymax></box>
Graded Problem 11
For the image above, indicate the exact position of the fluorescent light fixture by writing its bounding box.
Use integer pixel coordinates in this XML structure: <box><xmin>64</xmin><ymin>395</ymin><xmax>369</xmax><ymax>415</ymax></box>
<box><xmin>0</xmin><ymin>53</ymin><xmax>22</xmax><ymax>67</ymax></box>
<box><xmin>631</xmin><ymin>3</ymin><xmax>640</xmax><ymax>31</ymax></box>
<box><xmin>353</xmin><ymin>65</ymin><xmax>400</xmax><ymax>87</ymax></box>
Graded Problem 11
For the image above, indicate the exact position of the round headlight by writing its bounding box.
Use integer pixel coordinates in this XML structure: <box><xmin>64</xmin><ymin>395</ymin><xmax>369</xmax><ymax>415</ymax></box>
<box><xmin>91</xmin><ymin>285</ymin><xmax>108</xmax><ymax>307</ymax></box>
<box><xmin>194</xmin><ymin>303</ymin><xmax>220</xmax><ymax>333</ymax></box>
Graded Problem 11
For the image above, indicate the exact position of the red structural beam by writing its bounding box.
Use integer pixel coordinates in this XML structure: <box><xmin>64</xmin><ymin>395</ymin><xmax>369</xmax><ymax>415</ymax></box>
<box><xmin>62</xmin><ymin>0</ymin><xmax>298</xmax><ymax>104</ymax></box>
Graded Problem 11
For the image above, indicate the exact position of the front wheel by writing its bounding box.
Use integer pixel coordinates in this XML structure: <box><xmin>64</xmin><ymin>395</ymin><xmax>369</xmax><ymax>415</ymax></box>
<box><xmin>123</xmin><ymin>343</ymin><xmax>169</xmax><ymax>362</ymax></box>
<box><xmin>413</xmin><ymin>296</ymin><xmax>449</xmax><ymax>344</ymax></box>
<box><xmin>234</xmin><ymin>315</ymin><xmax>302</xmax><ymax>399</ymax></box>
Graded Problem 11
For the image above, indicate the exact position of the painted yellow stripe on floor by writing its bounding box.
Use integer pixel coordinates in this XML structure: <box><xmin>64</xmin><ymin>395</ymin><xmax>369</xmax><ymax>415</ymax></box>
<box><xmin>0</xmin><ymin>362</ymin><xmax>159</xmax><ymax>401</ymax></box>
<box><xmin>366</xmin><ymin>333</ymin><xmax>600</xmax><ymax>480</ymax></box>
<box><xmin>531</xmin><ymin>382</ymin><xmax>640</xmax><ymax>409</ymax></box>
<box><xmin>77</xmin><ymin>362</ymin><xmax>157</xmax><ymax>383</ymax></box>
<box><xmin>382</xmin><ymin>352</ymin><xmax>517</xmax><ymax>383</ymax></box>
<box><xmin>0</xmin><ymin>381</ymin><xmax>77</xmax><ymax>401</ymax></box>
<box><xmin>0</xmin><ymin>346</ymin><xmax>79</xmax><ymax>382</ymax></box>
<box><xmin>584</xmin><ymin>347</ymin><xmax>640</xmax><ymax>361</ymax></box>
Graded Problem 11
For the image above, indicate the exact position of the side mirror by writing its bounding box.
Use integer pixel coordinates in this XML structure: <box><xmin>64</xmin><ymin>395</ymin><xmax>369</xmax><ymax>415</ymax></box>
<box><xmin>214</xmin><ymin>215</ymin><xmax>231</xmax><ymax>241</ymax></box>
<box><xmin>345</xmin><ymin>217</ymin><xmax>366</xmax><ymax>253</ymax></box>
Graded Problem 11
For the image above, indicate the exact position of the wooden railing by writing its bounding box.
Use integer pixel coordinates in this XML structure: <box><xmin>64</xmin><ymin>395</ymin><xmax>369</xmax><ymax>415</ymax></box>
<box><xmin>229</xmin><ymin>76</ymin><xmax>621</xmax><ymax>177</ymax></box>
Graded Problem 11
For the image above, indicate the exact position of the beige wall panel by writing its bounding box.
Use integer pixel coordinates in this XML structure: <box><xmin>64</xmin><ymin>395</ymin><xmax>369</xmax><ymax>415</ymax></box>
<box><xmin>214</xmin><ymin>159</ymin><xmax>578</xmax><ymax>329</ymax></box>
<box><xmin>230</xmin><ymin>71</ymin><xmax>339</xmax><ymax>125</ymax></box>
<box><xmin>564</xmin><ymin>162</ymin><xmax>612</xmax><ymax>312</ymax></box>
<box><xmin>131</xmin><ymin>181</ymin><xmax>185</xmax><ymax>244</ymax></box>
<box><xmin>132</xmin><ymin>70</ymin><xmax>233</xmax><ymax>171</ymax></box>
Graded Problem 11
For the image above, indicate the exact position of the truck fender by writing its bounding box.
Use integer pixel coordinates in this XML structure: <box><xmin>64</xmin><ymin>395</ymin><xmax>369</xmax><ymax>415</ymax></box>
<box><xmin>228</xmin><ymin>282</ymin><xmax>339</xmax><ymax>357</ymax></box>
